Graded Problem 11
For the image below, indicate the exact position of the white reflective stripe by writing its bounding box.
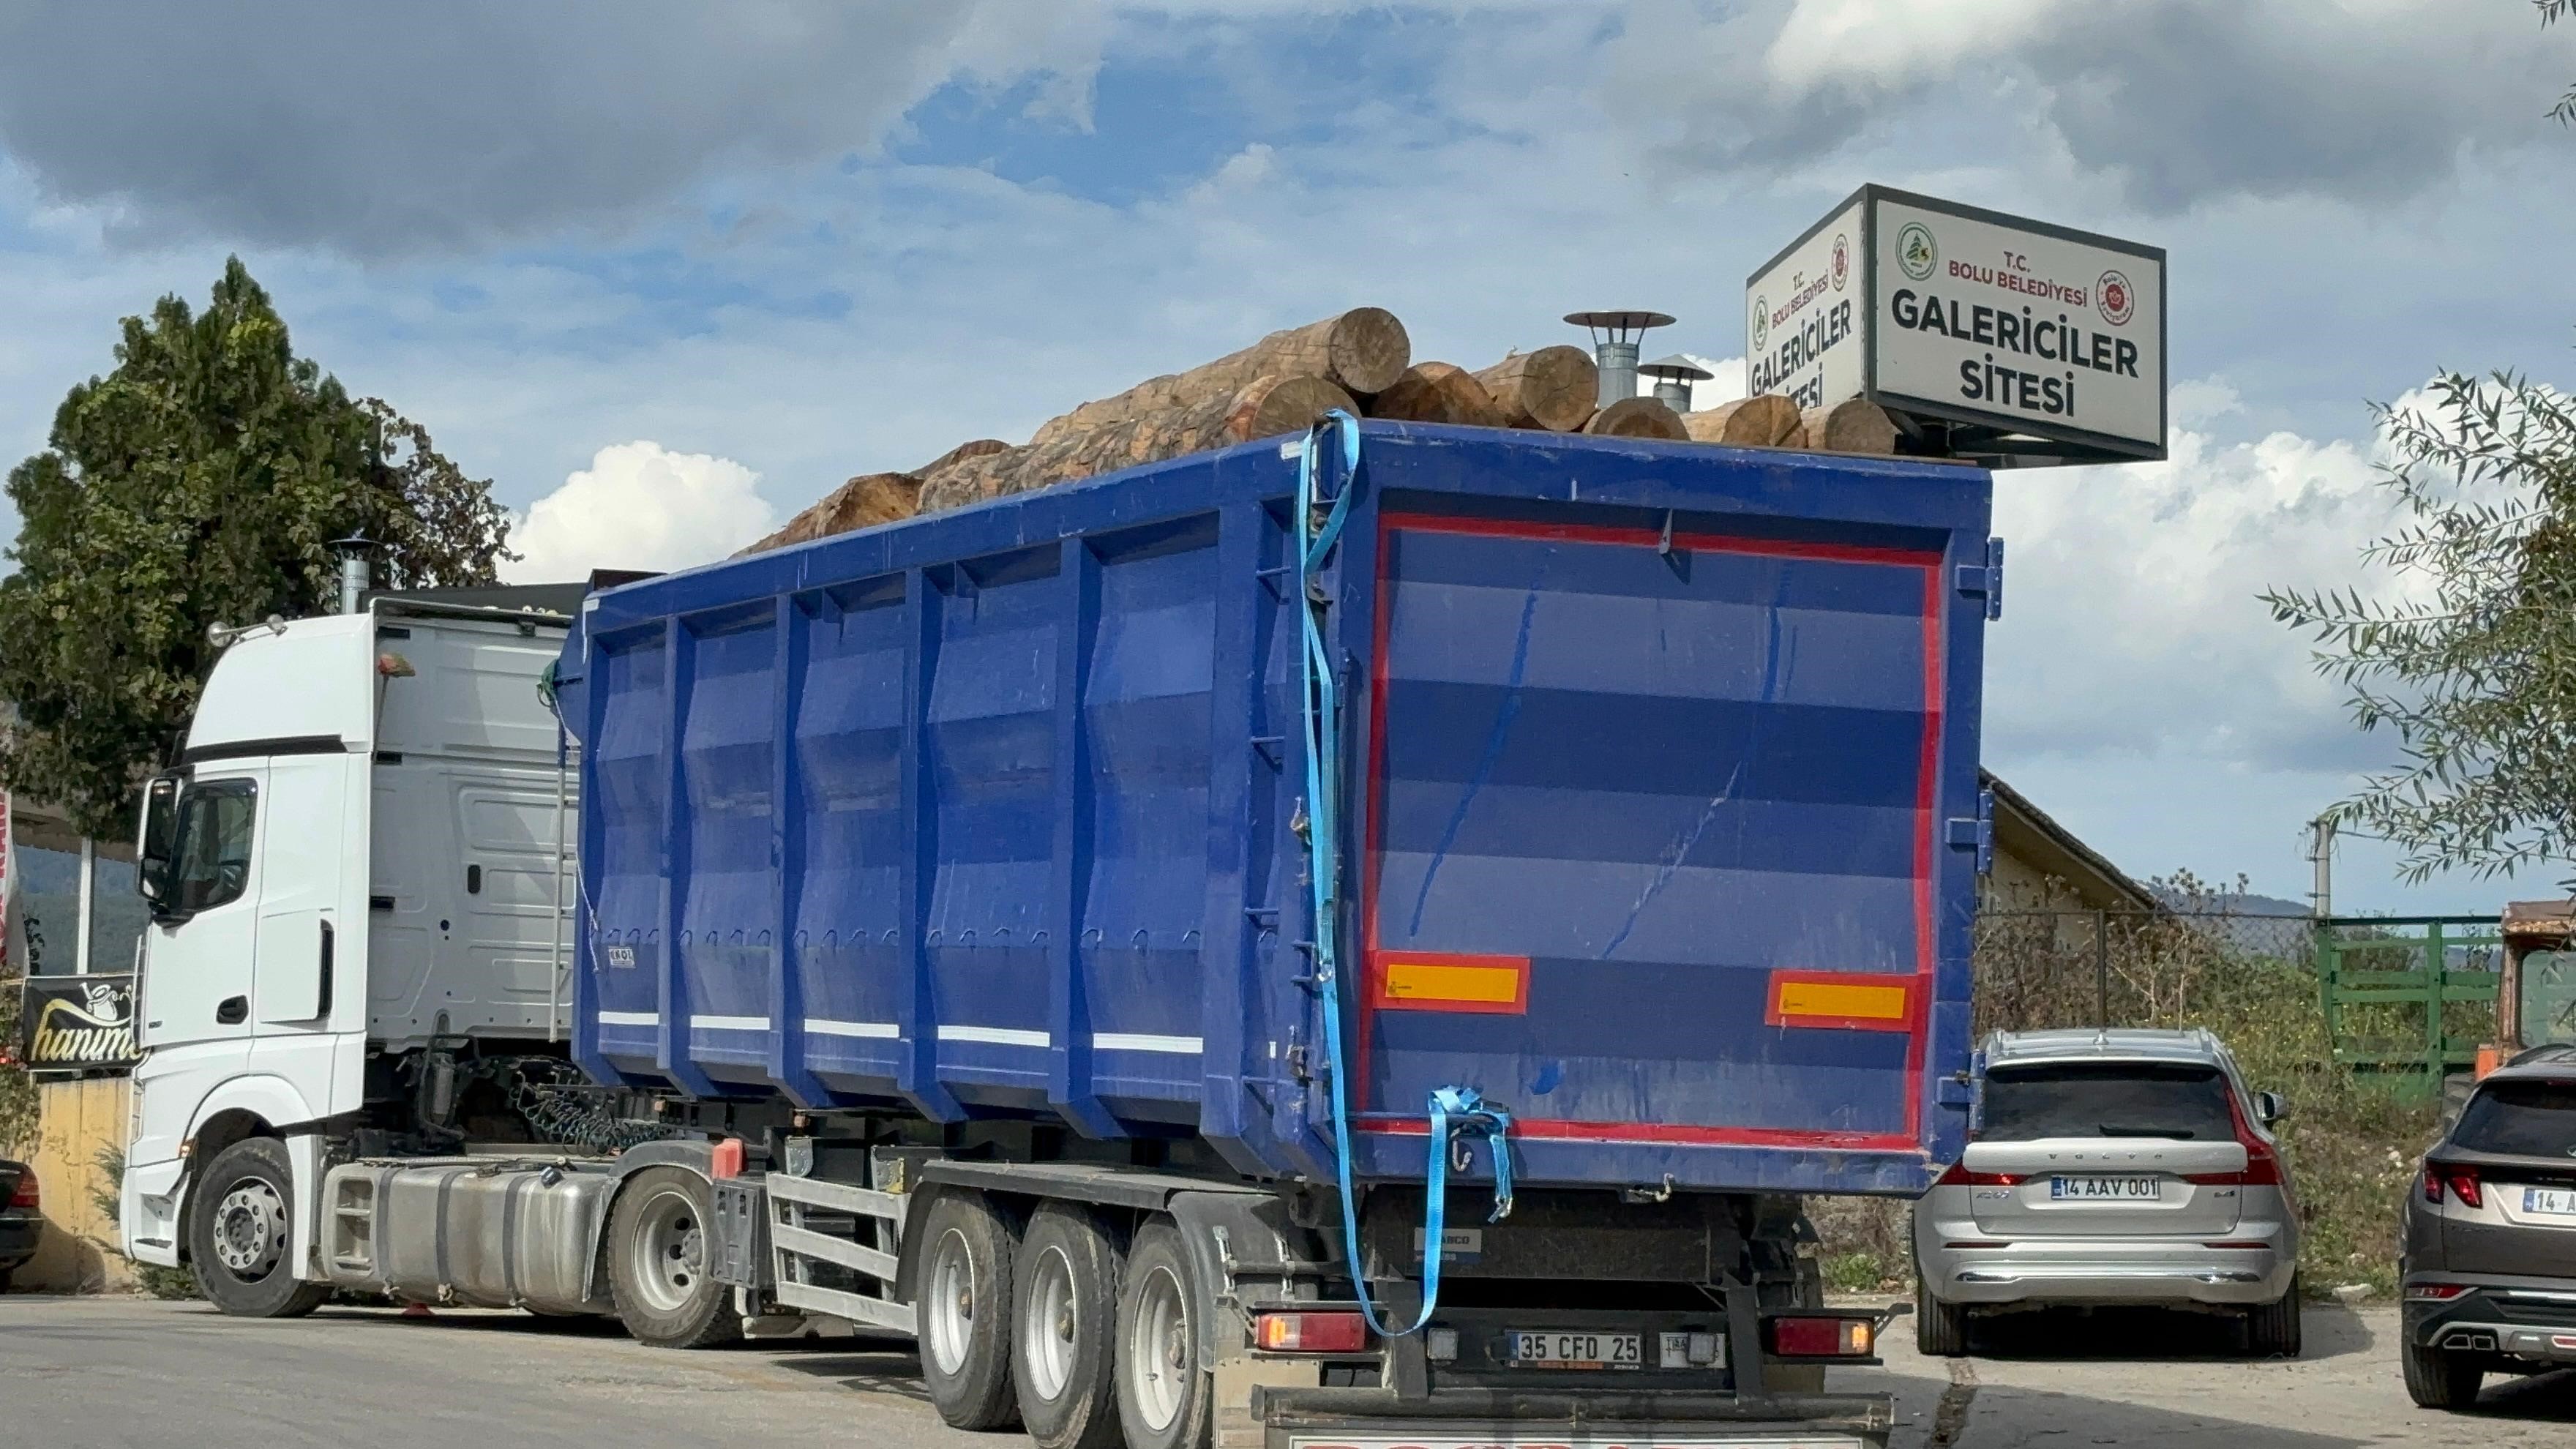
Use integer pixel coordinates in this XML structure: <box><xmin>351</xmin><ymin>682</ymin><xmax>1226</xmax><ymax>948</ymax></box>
<box><xmin>804</xmin><ymin>1018</ymin><xmax>900</xmax><ymax>1040</ymax></box>
<box><xmin>596</xmin><ymin>1011</ymin><xmax>658</xmax><ymax>1027</ymax></box>
<box><xmin>936</xmin><ymin>1025</ymin><xmax>1050</xmax><ymax>1048</ymax></box>
<box><xmin>689</xmin><ymin>1015</ymin><xmax>770</xmax><ymax>1032</ymax></box>
<box><xmin>1092</xmin><ymin>1033</ymin><xmax>1203</xmax><ymax>1055</ymax></box>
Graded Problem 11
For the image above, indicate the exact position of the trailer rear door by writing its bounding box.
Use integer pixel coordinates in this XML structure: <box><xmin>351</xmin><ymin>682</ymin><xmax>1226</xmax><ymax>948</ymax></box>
<box><xmin>1360</xmin><ymin>512</ymin><xmax>1949</xmax><ymax>1152</ymax></box>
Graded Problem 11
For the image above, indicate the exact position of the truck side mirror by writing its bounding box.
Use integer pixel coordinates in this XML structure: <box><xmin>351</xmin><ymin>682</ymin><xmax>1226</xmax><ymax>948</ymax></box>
<box><xmin>2253</xmin><ymin>1090</ymin><xmax>2286</xmax><ymax>1128</ymax></box>
<box><xmin>138</xmin><ymin>773</ymin><xmax>181</xmax><ymax>909</ymax></box>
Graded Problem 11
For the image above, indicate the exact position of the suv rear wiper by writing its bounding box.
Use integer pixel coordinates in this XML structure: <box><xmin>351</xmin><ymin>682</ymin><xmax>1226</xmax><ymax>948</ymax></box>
<box><xmin>2097</xmin><ymin>1124</ymin><xmax>2198</xmax><ymax>1138</ymax></box>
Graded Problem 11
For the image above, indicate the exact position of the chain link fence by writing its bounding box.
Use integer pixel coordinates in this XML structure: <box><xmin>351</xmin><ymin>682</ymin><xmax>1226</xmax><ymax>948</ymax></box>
<box><xmin>1972</xmin><ymin>905</ymin><xmax>2318</xmax><ymax>1038</ymax></box>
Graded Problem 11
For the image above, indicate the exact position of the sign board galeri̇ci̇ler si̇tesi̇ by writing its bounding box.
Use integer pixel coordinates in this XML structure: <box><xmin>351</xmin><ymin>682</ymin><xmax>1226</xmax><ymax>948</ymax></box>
<box><xmin>1747</xmin><ymin>184</ymin><xmax>2165</xmax><ymax>466</ymax></box>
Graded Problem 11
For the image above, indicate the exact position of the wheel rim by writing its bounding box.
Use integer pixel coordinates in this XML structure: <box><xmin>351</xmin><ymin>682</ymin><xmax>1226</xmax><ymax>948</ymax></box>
<box><xmin>624</xmin><ymin>1186</ymin><xmax>706</xmax><ymax>1314</ymax></box>
<box><xmin>924</xmin><ymin>1227</ymin><xmax>977</xmax><ymax>1376</ymax></box>
<box><xmin>211</xmin><ymin>1176</ymin><xmax>288</xmax><ymax>1281</ymax></box>
<box><xmin>1021</xmin><ymin>1245</ymin><xmax>1077</xmax><ymax>1401</ymax></box>
<box><xmin>1123</xmin><ymin>1262</ymin><xmax>1191</xmax><ymax>1432</ymax></box>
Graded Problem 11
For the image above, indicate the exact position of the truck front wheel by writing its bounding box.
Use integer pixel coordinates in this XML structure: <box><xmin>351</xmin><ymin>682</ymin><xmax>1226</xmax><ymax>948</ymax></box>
<box><xmin>607</xmin><ymin>1167</ymin><xmax>741</xmax><ymax>1349</ymax></box>
<box><xmin>188</xmin><ymin>1137</ymin><xmax>329</xmax><ymax>1319</ymax></box>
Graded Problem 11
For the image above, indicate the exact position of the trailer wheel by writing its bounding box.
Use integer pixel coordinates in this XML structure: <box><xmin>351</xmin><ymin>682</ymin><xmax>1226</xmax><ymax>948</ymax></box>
<box><xmin>187</xmin><ymin>1137</ymin><xmax>328</xmax><ymax>1319</ymax></box>
<box><xmin>1116</xmin><ymin>1222</ymin><xmax>1212</xmax><ymax>1449</ymax></box>
<box><xmin>607</xmin><ymin>1167</ymin><xmax>741</xmax><ymax>1349</ymax></box>
<box><xmin>1012</xmin><ymin>1203</ymin><xmax>1126</xmax><ymax>1449</ymax></box>
<box><xmin>916</xmin><ymin>1191</ymin><xmax>1022</xmax><ymax>1431</ymax></box>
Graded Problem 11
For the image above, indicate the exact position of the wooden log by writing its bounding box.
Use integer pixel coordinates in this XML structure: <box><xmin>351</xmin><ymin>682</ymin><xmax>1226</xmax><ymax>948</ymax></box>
<box><xmin>1029</xmin><ymin>308</ymin><xmax>1407</xmax><ymax>446</ymax></box>
<box><xmin>1364</xmin><ymin>362</ymin><xmax>1507</xmax><ymax>427</ymax></box>
<box><xmin>921</xmin><ymin>375</ymin><xmax>1358</xmax><ymax>514</ymax></box>
<box><xmin>1799</xmin><ymin>400</ymin><xmax>1901</xmax><ymax>455</ymax></box>
<box><xmin>1474</xmin><ymin>346</ymin><xmax>1597</xmax><ymax>432</ymax></box>
<box><xmin>737</xmin><ymin>471</ymin><xmax>919</xmax><ymax>555</ymax></box>
<box><xmin>1683</xmin><ymin>394</ymin><xmax>1802</xmax><ymax>446</ymax></box>
<box><xmin>1581</xmin><ymin>396</ymin><xmax>1689</xmax><ymax>441</ymax></box>
<box><xmin>737</xmin><ymin>438</ymin><xmax>1015</xmax><ymax>555</ymax></box>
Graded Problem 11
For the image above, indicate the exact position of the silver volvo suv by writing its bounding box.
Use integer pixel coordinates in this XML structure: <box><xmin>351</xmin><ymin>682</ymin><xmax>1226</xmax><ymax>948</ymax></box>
<box><xmin>1912</xmin><ymin>1027</ymin><xmax>2302</xmax><ymax>1357</ymax></box>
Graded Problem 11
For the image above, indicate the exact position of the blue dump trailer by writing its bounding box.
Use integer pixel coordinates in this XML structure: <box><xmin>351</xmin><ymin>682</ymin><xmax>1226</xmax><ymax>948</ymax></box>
<box><xmin>544</xmin><ymin>418</ymin><xmax>1995</xmax><ymax>1449</ymax></box>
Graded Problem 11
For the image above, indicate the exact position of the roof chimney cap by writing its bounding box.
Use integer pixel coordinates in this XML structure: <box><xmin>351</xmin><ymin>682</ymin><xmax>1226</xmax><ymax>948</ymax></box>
<box><xmin>1563</xmin><ymin>310</ymin><xmax>1676</xmax><ymax>342</ymax></box>
<box><xmin>1638</xmin><ymin>353</ymin><xmax>1714</xmax><ymax>382</ymax></box>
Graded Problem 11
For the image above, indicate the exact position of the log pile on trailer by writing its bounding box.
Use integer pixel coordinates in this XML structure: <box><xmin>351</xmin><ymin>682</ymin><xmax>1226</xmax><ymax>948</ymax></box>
<box><xmin>741</xmin><ymin>305</ymin><xmax>1907</xmax><ymax>555</ymax></box>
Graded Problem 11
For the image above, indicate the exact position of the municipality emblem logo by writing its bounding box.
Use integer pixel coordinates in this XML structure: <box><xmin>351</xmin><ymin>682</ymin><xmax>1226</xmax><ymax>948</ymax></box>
<box><xmin>1896</xmin><ymin>222</ymin><xmax>1937</xmax><ymax>280</ymax></box>
<box><xmin>2096</xmin><ymin>269</ymin><xmax>2135</xmax><ymax>326</ymax></box>
<box><xmin>1831</xmin><ymin>234</ymin><xmax>1850</xmax><ymax>291</ymax></box>
<box><xmin>1751</xmin><ymin>296</ymin><xmax>1768</xmax><ymax>351</ymax></box>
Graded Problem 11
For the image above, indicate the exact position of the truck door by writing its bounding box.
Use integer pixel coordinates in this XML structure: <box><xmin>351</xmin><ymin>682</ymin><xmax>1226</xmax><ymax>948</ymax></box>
<box><xmin>250</xmin><ymin>750</ymin><xmax>356</xmax><ymax>1112</ymax></box>
<box><xmin>130</xmin><ymin>768</ymin><xmax>266</xmax><ymax>1169</ymax></box>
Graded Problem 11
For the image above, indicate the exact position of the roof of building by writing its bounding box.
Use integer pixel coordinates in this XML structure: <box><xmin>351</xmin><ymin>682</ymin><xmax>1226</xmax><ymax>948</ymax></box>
<box><xmin>1982</xmin><ymin>768</ymin><xmax>2157</xmax><ymax>913</ymax></box>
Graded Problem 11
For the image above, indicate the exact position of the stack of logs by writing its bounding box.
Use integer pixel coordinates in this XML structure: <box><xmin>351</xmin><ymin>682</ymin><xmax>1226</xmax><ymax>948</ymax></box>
<box><xmin>743</xmin><ymin>307</ymin><xmax>1901</xmax><ymax>555</ymax></box>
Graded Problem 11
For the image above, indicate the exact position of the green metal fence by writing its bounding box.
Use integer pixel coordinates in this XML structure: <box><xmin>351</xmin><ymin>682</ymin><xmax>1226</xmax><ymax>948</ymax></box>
<box><xmin>2313</xmin><ymin>916</ymin><xmax>2501</xmax><ymax>1077</ymax></box>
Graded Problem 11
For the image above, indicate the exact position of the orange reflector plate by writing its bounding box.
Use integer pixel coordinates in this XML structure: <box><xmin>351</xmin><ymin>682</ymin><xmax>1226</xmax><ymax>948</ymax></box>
<box><xmin>1766</xmin><ymin>971</ymin><xmax>1914</xmax><ymax>1033</ymax></box>
<box><xmin>1372</xmin><ymin>952</ymin><xmax>1530</xmax><ymax>1015</ymax></box>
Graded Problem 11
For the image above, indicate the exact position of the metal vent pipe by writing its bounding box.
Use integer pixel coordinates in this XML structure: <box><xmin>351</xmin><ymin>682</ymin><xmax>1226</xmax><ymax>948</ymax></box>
<box><xmin>1565</xmin><ymin>310</ymin><xmax>1677</xmax><ymax>407</ymax></box>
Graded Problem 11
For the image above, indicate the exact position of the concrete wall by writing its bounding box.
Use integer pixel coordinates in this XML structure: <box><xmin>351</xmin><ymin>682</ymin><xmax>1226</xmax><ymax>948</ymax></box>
<box><xmin>12</xmin><ymin>1076</ymin><xmax>135</xmax><ymax>1293</ymax></box>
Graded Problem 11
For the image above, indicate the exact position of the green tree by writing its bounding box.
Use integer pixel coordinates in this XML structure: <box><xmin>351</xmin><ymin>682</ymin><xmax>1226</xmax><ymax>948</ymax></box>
<box><xmin>2261</xmin><ymin>4</ymin><xmax>2576</xmax><ymax>880</ymax></box>
<box><xmin>0</xmin><ymin>258</ymin><xmax>511</xmax><ymax>839</ymax></box>
<box><xmin>2264</xmin><ymin>376</ymin><xmax>2576</xmax><ymax>881</ymax></box>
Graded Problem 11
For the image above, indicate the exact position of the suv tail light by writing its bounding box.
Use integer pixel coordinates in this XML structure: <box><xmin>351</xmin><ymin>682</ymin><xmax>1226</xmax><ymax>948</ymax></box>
<box><xmin>1766</xmin><ymin>1315</ymin><xmax>1876</xmax><ymax>1358</ymax></box>
<box><xmin>2423</xmin><ymin>1162</ymin><xmax>2482</xmax><ymax>1209</ymax></box>
<box><xmin>5</xmin><ymin>1172</ymin><xmax>34</xmax><ymax>1210</ymax></box>
<box><xmin>1935</xmin><ymin>1162</ymin><xmax>2019</xmax><ymax>1188</ymax></box>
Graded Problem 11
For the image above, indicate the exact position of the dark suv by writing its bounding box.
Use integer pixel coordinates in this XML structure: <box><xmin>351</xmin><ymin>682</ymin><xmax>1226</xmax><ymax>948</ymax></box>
<box><xmin>2400</xmin><ymin>1050</ymin><xmax>2576</xmax><ymax>1407</ymax></box>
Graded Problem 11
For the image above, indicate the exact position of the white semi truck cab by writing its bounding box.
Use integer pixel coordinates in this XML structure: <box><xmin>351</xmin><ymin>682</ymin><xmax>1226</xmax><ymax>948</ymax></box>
<box><xmin>121</xmin><ymin>594</ymin><xmax>579</xmax><ymax>1312</ymax></box>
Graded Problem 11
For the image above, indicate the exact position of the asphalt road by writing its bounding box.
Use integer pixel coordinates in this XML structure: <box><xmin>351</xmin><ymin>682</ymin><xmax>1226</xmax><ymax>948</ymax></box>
<box><xmin>4</xmin><ymin>1295</ymin><xmax>2575</xmax><ymax>1448</ymax></box>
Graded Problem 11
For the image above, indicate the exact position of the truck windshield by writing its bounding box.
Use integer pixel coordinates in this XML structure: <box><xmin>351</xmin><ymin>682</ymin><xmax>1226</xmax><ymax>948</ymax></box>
<box><xmin>2452</xmin><ymin>1079</ymin><xmax>2576</xmax><ymax>1157</ymax></box>
<box><xmin>2521</xmin><ymin>951</ymin><xmax>2576</xmax><ymax>1048</ymax></box>
<box><xmin>1982</xmin><ymin>1062</ymin><xmax>2236</xmax><ymax>1142</ymax></box>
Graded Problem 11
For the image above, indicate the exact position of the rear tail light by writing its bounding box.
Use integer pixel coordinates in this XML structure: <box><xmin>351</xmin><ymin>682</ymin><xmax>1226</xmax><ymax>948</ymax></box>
<box><xmin>1935</xmin><ymin>1162</ymin><xmax>2019</xmax><ymax>1187</ymax></box>
<box><xmin>1254</xmin><ymin>1311</ymin><xmax>1369</xmax><ymax>1354</ymax></box>
<box><xmin>1766</xmin><ymin>1315</ymin><xmax>1876</xmax><ymax>1358</ymax></box>
<box><xmin>5</xmin><ymin>1172</ymin><xmax>34</xmax><ymax>1210</ymax></box>
<box><xmin>2407</xmin><ymin>1282</ymin><xmax>2473</xmax><ymax>1301</ymax></box>
<box><xmin>2422</xmin><ymin>1161</ymin><xmax>2482</xmax><ymax>1208</ymax></box>
<box><xmin>2444</xmin><ymin>1166</ymin><xmax>2482</xmax><ymax>1209</ymax></box>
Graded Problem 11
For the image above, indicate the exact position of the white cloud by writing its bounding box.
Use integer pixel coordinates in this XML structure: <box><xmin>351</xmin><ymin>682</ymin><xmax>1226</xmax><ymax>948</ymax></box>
<box><xmin>503</xmin><ymin>441</ymin><xmax>775</xmax><ymax>583</ymax></box>
<box><xmin>1985</xmin><ymin>376</ymin><xmax>2399</xmax><ymax>774</ymax></box>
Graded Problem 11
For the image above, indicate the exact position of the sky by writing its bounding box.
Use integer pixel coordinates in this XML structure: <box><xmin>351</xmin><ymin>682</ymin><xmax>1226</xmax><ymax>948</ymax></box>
<box><xmin>1</xmin><ymin>1</ymin><xmax>2572</xmax><ymax>916</ymax></box>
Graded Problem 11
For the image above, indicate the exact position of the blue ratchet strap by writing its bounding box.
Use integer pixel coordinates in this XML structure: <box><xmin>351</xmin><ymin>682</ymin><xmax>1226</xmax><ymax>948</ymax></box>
<box><xmin>1295</xmin><ymin>410</ymin><xmax>1514</xmax><ymax>1341</ymax></box>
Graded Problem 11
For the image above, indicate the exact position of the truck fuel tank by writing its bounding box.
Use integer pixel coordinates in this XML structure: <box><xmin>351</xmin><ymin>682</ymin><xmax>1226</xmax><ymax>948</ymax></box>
<box><xmin>320</xmin><ymin>1158</ymin><xmax>617</xmax><ymax>1316</ymax></box>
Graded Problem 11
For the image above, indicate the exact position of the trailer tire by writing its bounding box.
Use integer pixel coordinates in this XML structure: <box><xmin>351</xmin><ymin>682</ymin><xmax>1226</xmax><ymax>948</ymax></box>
<box><xmin>607</xmin><ymin>1167</ymin><xmax>741</xmax><ymax>1349</ymax></box>
<box><xmin>1116</xmin><ymin>1222</ymin><xmax>1213</xmax><ymax>1449</ymax></box>
<box><xmin>1012</xmin><ymin>1203</ymin><xmax>1126</xmax><ymax>1449</ymax></box>
<box><xmin>188</xmin><ymin>1137</ymin><xmax>329</xmax><ymax>1319</ymax></box>
<box><xmin>917</xmin><ymin>1191</ymin><xmax>1022</xmax><ymax>1431</ymax></box>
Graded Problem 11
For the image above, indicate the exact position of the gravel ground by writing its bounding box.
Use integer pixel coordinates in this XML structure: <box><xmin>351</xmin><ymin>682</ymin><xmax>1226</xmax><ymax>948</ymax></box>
<box><xmin>4</xmin><ymin>1295</ymin><xmax>2572</xmax><ymax>1448</ymax></box>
